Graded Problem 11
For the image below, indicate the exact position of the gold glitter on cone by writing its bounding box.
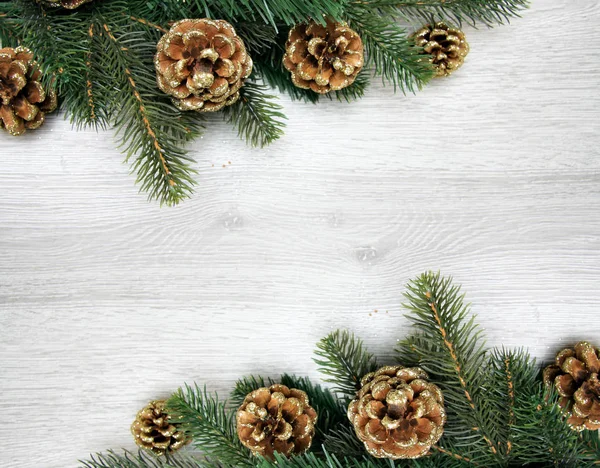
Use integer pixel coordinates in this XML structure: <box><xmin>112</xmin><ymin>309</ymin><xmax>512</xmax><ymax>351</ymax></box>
<box><xmin>283</xmin><ymin>18</ymin><xmax>364</xmax><ymax>94</ymax></box>
<box><xmin>236</xmin><ymin>384</ymin><xmax>317</xmax><ymax>460</ymax></box>
<box><xmin>413</xmin><ymin>22</ymin><xmax>469</xmax><ymax>77</ymax></box>
<box><xmin>347</xmin><ymin>366</ymin><xmax>446</xmax><ymax>459</ymax></box>
<box><xmin>131</xmin><ymin>400</ymin><xmax>190</xmax><ymax>455</ymax></box>
<box><xmin>38</xmin><ymin>0</ymin><xmax>92</xmax><ymax>8</ymax></box>
<box><xmin>154</xmin><ymin>19</ymin><xmax>253</xmax><ymax>113</ymax></box>
<box><xmin>543</xmin><ymin>341</ymin><xmax>600</xmax><ymax>431</ymax></box>
<box><xmin>0</xmin><ymin>47</ymin><xmax>57</xmax><ymax>136</ymax></box>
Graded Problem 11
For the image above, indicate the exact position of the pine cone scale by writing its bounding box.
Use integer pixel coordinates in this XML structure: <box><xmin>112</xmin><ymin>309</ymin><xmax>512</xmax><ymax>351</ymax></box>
<box><xmin>348</xmin><ymin>366</ymin><xmax>446</xmax><ymax>460</ymax></box>
<box><xmin>131</xmin><ymin>400</ymin><xmax>190</xmax><ymax>456</ymax></box>
<box><xmin>0</xmin><ymin>47</ymin><xmax>56</xmax><ymax>136</ymax></box>
<box><xmin>413</xmin><ymin>22</ymin><xmax>469</xmax><ymax>77</ymax></box>
<box><xmin>236</xmin><ymin>385</ymin><xmax>317</xmax><ymax>460</ymax></box>
<box><xmin>544</xmin><ymin>341</ymin><xmax>600</xmax><ymax>431</ymax></box>
<box><xmin>284</xmin><ymin>19</ymin><xmax>364</xmax><ymax>94</ymax></box>
<box><xmin>155</xmin><ymin>19</ymin><xmax>252</xmax><ymax>113</ymax></box>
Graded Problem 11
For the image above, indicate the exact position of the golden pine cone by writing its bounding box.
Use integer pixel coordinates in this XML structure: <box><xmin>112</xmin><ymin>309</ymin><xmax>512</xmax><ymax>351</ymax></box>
<box><xmin>236</xmin><ymin>384</ymin><xmax>317</xmax><ymax>460</ymax></box>
<box><xmin>155</xmin><ymin>19</ymin><xmax>253</xmax><ymax>113</ymax></box>
<box><xmin>413</xmin><ymin>22</ymin><xmax>469</xmax><ymax>77</ymax></box>
<box><xmin>38</xmin><ymin>0</ymin><xmax>92</xmax><ymax>8</ymax></box>
<box><xmin>543</xmin><ymin>341</ymin><xmax>600</xmax><ymax>431</ymax></box>
<box><xmin>347</xmin><ymin>366</ymin><xmax>446</xmax><ymax>459</ymax></box>
<box><xmin>0</xmin><ymin>47</ymin><xmax>57</xmax><ymax>136</ymax></box>
<box><xmin>283</xmin><ymin>18</ymin><xmax>364</xmax><ymax>94</ymax></box>
<box><xmin>131</xmin><ymin>400</ymin><xmax>190</xmax><ymax>456</ymax></box>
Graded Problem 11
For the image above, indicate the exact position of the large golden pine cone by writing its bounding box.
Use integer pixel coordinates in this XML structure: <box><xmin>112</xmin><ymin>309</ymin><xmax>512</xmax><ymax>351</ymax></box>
<box><xmin>543</xmin><ymin>341</ymin><xmax>600</xmax><ymax>431</ymax></box>
<box><xmin>236</xmin><ymin>384</ymin><xmax>317</xmax><ymax>460</ymax></box>
<box><xmin>155</xmin><ymin>19</ymin><xmax>253</xmax><ymax>113</ymax></box>
<box><xmin>131</xmin><ymin>400</ymin><xmax>190</xmax><ymax>456</ymax></box>
<box><xmin>0</xmin><ymin>47</ymin><xmax>57</xmax><ymax>136</ymax></box>
<box><xmin>413</xmin><ymin>22</ymin><xmax>469</xmax><ymax>77</ymax></box>
<box><xmin>283</xmin><ymin>18</ymin><xmax>364</xmax><ymax>94</ymax></box>
<box><xmin>38</xmin><ymin>0</ymin><xmax>92</xmax><ymax>8</ymax></box>
<box><xmin>347</xmin><ymin>366</ymin><xmax>446</xmax><ymax>459</ymax></box>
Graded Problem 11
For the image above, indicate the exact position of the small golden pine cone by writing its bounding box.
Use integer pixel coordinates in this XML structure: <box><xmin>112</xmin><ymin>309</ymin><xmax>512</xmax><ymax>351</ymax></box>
<box><xmin>347</xmin><ymin>366</ymin><xmax>446</xmax><ymax>459</ymax></box>
<box><xmin>283</xmin><ymin>18</ymin><xmax>364</xmax><ymax>94</ymax></box>
<box><xmin>543</xmin><ymin>341</ymin><xmax>600</xmax><ymax>431</ymax></box>
<box><xmin>236</xmin><ymin>384</ymin><xmax>317</xmax><ymax>460</ymax></box>
<box><xmin>131</xmin><ymin>400</ymin><xmax>190</xmax><ymax>456</ymax></box>
<box><xmin>155</xmin><ymin>19</ymin><xmax>253</xmax><ymax>113</ymax></box>
<box><xmin>413</xmin><ymin>22</ymin><xmax>469</xmax><ymax>77</ymax></box>
<box><xmin>0</xmin><ymin>47</ymin><xmax>57</xmax><ymax>136</ymax></box>
<box><xmin>38</xmin><ymin>0</ymin><xmax>92</xmax><ymax>8</ymax></box>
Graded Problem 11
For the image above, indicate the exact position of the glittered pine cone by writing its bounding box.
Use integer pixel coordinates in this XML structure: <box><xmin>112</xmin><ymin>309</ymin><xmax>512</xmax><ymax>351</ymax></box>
<box><xmin>543</xmin><ymin>341</ymin><xmax>600</xmax><ymax>431</ymax></box>
<box><xmin>38</xmin><ymin>0</ymin><xmax>92</xmax><ymax>8</ymax></box>
<box><xmin>413</xmin><ymin>22</ymin><xmax>469</xmax><ymax>77</ymax></box>
<box><xmin>283</xmin><ymin>18</ymin><xmax>364</xmax><ymax>94</ymax></box>
<box><xmin>155</xmin><ymin>19</ymin><xmax>253</xmax><ymax>113</ymax></box>
<box><xmin>0</xmin><ymin>47</ymin><xmax>57</xmax><ymax>136</ymax></box>
<box><xmin>236</xmin><ymin>384</ymin><xmax>317</xmax><ymax>460</ymax></box>
<box><xmin>131</xmin><ymin>400</ymin><xmax>190</xmax><ymax>456</ymax></box>
<box><xmin>347</xmin><ymin>366</ymin><xmax>446</xmax><ymax>459</ymax></box>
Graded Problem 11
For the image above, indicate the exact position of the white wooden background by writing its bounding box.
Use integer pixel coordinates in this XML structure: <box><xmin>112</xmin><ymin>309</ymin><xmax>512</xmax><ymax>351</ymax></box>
<box><xmin>1</xmin><ymin>1</ymin><xmax>600</xmax><ymax>466</ymax></box>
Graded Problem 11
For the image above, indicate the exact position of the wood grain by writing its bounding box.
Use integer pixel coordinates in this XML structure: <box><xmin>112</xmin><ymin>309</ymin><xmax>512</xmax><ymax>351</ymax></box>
<box><xmin>1</xmin><ymin>1</ymin><xmax>600</xmax><ymax>466</ymax></box>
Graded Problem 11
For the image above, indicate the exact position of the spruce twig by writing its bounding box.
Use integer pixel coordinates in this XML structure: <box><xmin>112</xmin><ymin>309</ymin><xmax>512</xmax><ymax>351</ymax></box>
<box><xmin>314</xmin><ymin>330</ymin><xmax>378</xmax><ymax>401</ymax></box>
<box><xmin>80</xmin><ymin>449</ymin><xmax>205</xmax><ymax>468</ymax></box>
<box><xmin>396</xmin><ymin>272</ymin><xmax>499</xmax><ymax>464</ymax></box>
<box><xmin>167</xmin><ymin>383</ymin><xmax>252</xmax><ymax>466</ymax></box>
<box><xmin>224</xmin><ymin>82</ymin><xmax>286</xmax><ymax>148</ymax></box>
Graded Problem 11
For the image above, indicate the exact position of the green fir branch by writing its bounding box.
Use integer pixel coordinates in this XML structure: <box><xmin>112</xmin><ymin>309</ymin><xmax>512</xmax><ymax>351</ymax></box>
<box><xmin>167</xmin><ymin>383</ymin><xmax>252</xmax><ymax>467</ymax></box>
<box><xmin>385</xmin><ymin>0</ymin><xmax>529</xmax><ymax>27</ymax></box>
<box><xmin>278</xmin><ymin>374</ymin><xmax>347</xmax><ymax>445</ymax></box>
<box><xmin>396</xmin><ymin>272</ymin><xmax>497</xmax><ymax>464</ymax></box>
<box><xmin>93</xmin><ymin>6</ymin><xmax>202</xmax><ymax>205</ymax></box>
<box><xmin>231</xmin><ymin>374</ymin><xmax>269</xmax><ymax>407</ymax></box>
<box><xmin>80</xmin><ymin>449</ymin><xmax>205</xmax><ymax>468</ymax></box>
<box><xmin>320</xmin><ymin>423</ymin><xmax>367</xmax><ymax>459</ymax></box>
<box><xmin>127</xmin><ymin>0</ymin><xmax>347</xmax><ymax>28</ymax></box>
<box><xmin>224</xmin><ymin>82</ymin><xmax>286</xmax><ymax>147</ymax></box>
<box><xmin>314</xmin><ymin>330</ymin><xmax>378</xmax><ymax>401</ymax></box>
<box><xmin>510</xmin><ymin>384</ymin><xmax>593</xmax><ymax>467</ymax></box>
<box><xmin>346</xmin><ymin>8</ymin><xmax>435</xmax><ymax>93</ymax></box>
<box><xmin>485</xmin><ymin>347</ymin><xmax>538</xmax><ymax>462</ymax></box>
<box><xmin>254</xmin><ymin>60</ymin><xmax>321</xmax><ymax>104</ymax></box>
<box><xmin>185</xmin><ymin>0</ymin><xmax>347</xmax><ymax>28</ymax></box>
<box><xmin>0</xmin><ymin>1</ymin><xmax>21</xmax><ymax>47</ymax></box>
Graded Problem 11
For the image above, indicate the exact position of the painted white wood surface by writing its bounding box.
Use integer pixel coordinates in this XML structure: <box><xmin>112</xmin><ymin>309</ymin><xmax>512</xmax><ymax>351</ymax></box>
<box><xmin>1</xmin><ymin>1</ymin><xmax>600</xmax><ymax>466</ymax></box>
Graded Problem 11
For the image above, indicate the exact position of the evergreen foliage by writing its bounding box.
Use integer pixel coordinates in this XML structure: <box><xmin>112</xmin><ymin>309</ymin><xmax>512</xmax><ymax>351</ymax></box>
<box><xmin>314</xmin><ymin>329</ymin><xmax>378</xmax><ymax>401</ymax></box>
<box><xmin>0</xmin><ymin>0</ymin><xmax>527</xmax><ymax>204</ymax></box>
<box><xmin>81</xmin><ymin>270</ymin><xmax>599</xmax><ymax>468</ymax></box>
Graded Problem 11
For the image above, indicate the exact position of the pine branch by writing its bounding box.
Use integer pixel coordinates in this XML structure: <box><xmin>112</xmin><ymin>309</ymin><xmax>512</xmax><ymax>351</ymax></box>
<box><xmin>231</xmin><ymin>374</ymin><xmax>269</xmax><ymax>408</ymax></box>
<box><xmin>485</xmin><ymin>347</ymin><xmax>538</xmax><ymax>462</ymax></box>
<box><xmin>126</xmin><ymin>0</ymin><xmax>347</xmax><ymax>28</ymax></box>
<box><xmin>166</xmin><ymin>383</ymin><xmax>252</xmax><ymax>467</ymax></box>
<box><xmin>93</xmin><ymin>6</ymin><xmax>202</xmax><ymax>205</ymax></box>
<box><xmin>379</xmin><ymin>0</ymin><xmax>530</xmax><ymax>27</ymax></box>
<box><xmin>321</xmin><ymin>423</ymin><xmax>367</xmax><ymax>459</ymax></box>
<box><xmin>223</xmin><ymin>82</ymin><xmax>286</xmax><ymax>148</ymax></box>
<box><xmin>184</xmin><ymin>0</ymin><xmax>348</xmax><ymax>29</ymax></box>
<box><xmin>278</xmin><ymin>374</ymin><xmax>347</xmax><ymax>445</ymax></box>
<box><xmin>80</xmin><ymin>449</ymin><xmax>205</xmax><ymax>468</ymax></box>
<box><xmin>0</xmin><ymin>1</ymin><xmax>21</xmax><ymax>47</ymax></box>
<box><xmin>314</xmin><ymin>330</ymin><xmax>378</xmax><ymax>401</ymax></box>
<box><xmin>396</xmin><ymin>272</ymin><xmax>498</xmax><ymax>464</ymax></box>
<box><xmin>254</xmin><ymin>60</ymin><xmax>321</xmax><ymax>104</ymax></box>
<box><xmin>346</xmin><ymin>8</ymin><xmax>435</xmax><ymax>93</ymax></box>
<box><xmin>332</xmin><ymin>72</ymin><xmax>369</xmax><ymax>102</ymax></box>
